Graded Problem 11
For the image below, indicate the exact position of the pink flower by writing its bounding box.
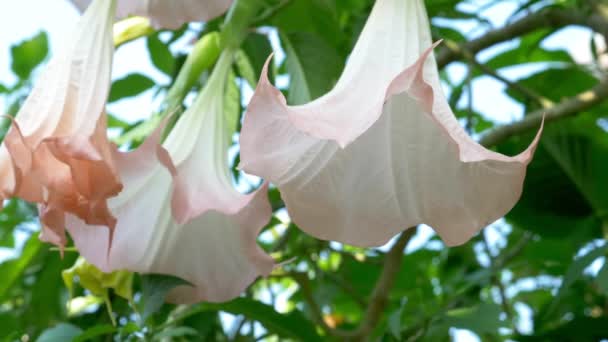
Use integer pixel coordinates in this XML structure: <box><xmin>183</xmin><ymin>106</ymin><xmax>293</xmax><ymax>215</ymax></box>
<box><xmin>67</xmin><ymin>52</ymin><xmax>274</xmax><ymax>304</ymax></box>
<box><xmin>239</xmin><ymin>0</ymin><xmax>542</xmax><ymax>247</ymax></box>
<box><xmin>0</xmin><ymin>0</ymin><xmax>120</xmax><ymax>249</ymax></box>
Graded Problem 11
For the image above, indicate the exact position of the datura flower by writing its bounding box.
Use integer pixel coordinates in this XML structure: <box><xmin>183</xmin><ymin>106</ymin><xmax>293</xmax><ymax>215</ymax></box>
<box><xmin>0</xmin><ymin>0</ymin><xmax>120</xmax><ymax>248</ymax></box>
<box><xmin>71</xmin><ymin>0</ymin><xmax>233</xmax><ymax>29</ymax></box>
<box><xmin>66</xmin><ymin>52</ymin><xmax>274</xmax><ymax>304</ymax></box>
<box><xmin>239</xmin><ymin>0</ymin><xmax>542</xmax><ymax>247</ymax></box>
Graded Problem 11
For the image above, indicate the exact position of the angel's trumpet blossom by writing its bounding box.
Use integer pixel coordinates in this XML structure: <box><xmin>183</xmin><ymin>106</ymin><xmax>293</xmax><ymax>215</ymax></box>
<box><xmin>0</xmin><ymin>0</ymin><xmax>121</xmax><ymax>249</ymax></box>
<box><xmin>239</xmin><ymin>0</ymin><xmax>542</xmax><ymax>247</ymax></box>
<box><xmin>67</xmin><ymin>52</ymin><xmax>274</xmax><ymax>304</ymax></box>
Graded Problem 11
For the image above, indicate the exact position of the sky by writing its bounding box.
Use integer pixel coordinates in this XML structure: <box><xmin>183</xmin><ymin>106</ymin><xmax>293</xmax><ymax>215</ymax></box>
<box><xmin>0</xmin><ymin>0</ymin><xmax>600</xmax><ymax>340</ymax></box>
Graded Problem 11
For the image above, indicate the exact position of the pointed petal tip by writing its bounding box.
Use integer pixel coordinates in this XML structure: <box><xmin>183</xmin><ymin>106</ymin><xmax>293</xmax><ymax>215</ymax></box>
<box><xmin>258</xmin><ymin>53</ymin><xmax>275</xmax><ymax>86</ymax></box>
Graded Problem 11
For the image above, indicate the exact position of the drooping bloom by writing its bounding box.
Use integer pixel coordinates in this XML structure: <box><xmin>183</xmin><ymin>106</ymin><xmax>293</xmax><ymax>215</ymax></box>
<box><xmin>70</xmin><ymin>0</ymin><xmax>234</xmax><ymax>29</ymax></box>
<box><xmin>0</xmin><ymin>0</ymin><xmax>120</xmax><ymax>248</ymax></box>
<box><xmin>239</xmin><ymin>0</ymin><xmax>542</xmax><ymax>247</ymax></box>
<box><xmin>67</xmin><ymin>52</ymin><xmax>274</xmax><ymax>304</ymax></box>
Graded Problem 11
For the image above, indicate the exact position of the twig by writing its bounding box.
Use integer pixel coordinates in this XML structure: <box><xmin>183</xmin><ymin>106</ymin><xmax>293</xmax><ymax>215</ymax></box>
<box><xmin>290</xmin><ymin>272</ymin><xmax>341</xmax><ymax>335</ymax></box>
<box><xmin>495</xmin><ymin>231</ymin><xmax>533</xmax><ymax>268</ymax></box>
<box><xmin>479</xmin><ymin>78</ymin><xmax>608</xmax><ymax>147</ymax></box>
<box><xmin>481</xmin><ymin>232</ymin><xmax>517</xmax><ymax>333</ymax></box>
<box><xmin>283</xmin><ymin>229</ymin><xmax>417</xmax><ymax>340</ymax></box>
<box><xmin>437</xmin><ymin>8</ymin><xmax>608</xmax><ymax>68</ymax></box>
<box><xmin>341</xmin><ymin>228</ymin><xmax>417</xmax><ymax>341</ymax></box>
<box><xmin>465</xmin><ymin>63</ymin><xmax>474</xmax><ymax>134</ymax></box>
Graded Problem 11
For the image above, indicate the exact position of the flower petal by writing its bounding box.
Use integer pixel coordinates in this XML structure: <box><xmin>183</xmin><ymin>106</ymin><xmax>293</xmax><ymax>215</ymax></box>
<box><xmin>71</xmin><ymin>0</ymin><xmax>233</xmax><ymax>29</ymax></box>
<box><xmin>239</xmin><ymin>0</ymin><xmax>542</xmax><ymax>247</ymax></box>
<box><xmin>0</xmin><ymin>0</ymin><xmax>119</xmax><ymax>248</ymax></box>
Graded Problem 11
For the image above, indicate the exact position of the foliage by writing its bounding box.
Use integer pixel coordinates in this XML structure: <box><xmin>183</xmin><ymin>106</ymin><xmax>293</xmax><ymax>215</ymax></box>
<box><xmin>1</xmin><ymin>0</ymin><xmax>608</xmax><ymax>341</ymax></box>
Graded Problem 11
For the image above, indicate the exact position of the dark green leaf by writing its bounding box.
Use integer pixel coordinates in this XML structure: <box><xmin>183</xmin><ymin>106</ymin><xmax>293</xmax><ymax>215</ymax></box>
<box><xmin>11</xmin><ymin>31</ymin><xmax>49</xmax><ymax>79</ymax></box>
<box><xmin>153</xmin><ymin>326</ymin><xmax>199</xmax><ymax>340</ymax></box>
<box><xmin>427</xmin><ymin>304</ymin><xmax>502</xmax><ymax>338</ymax></box>
<box><xmin>201</xmin><ymin>297</ymin><xmax>323</xmax><ymax>342</ymax></box>
<box><xmin>73</xmin><ymin>325</ymin><xmax>117</xmax><ymax>342</ymax></box>
<box><xmin>36</xmin><ymin>323</ymin><xmax>83</xmax><ymax>342</ymax></box>
<box><xmin>109</xmin><ymin>73</ymin><xmax>156</xmax><ymax>102</ymax></box>
<box><xmin>281</xmin><ymin>31</ymin><xmax>343</xmax><ymax>104</ymax></box>
<box><xmin>147</xmin><ymin>34</ymin><xmax>175</xmax><ymax>76</ymax></box>
<box><xmin>0</xmin><ymin>234</ymin><xmax>43</xmax><ymax>301</ymax></box>
<box><xmin>140</xmin><ymin>274</ymin><xmax>191</xmax><ymax>320</ymax></box>
<box><xmin>270</xmin><ymin>0</ymin><xmax>343</xmax><ymax>48</ymax></box>
<box><xmin>236</xmin><ymin>32</ymin><xmax>274</xmax><ymax>88</ymax></box>
<box><xmin>596</xmin><ymin>262</ymin><xmax>608</xmax><ymax>295</ymax></box>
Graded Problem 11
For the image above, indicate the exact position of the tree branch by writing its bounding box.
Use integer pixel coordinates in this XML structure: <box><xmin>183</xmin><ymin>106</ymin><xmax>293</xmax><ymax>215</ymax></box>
<box><xmin>437</xmin><ymin>8</ymin><xmax>608</xmax><ymax>68</ymax></box>
<box><xmin>341</xmin><ymin>228</ymin><xmax>417</xmax><ymax>341</ymax></box>
<box><xmin>286</xmin><ymin>229</ymin><xmax>417</xmax><ymax>340</ymax></box>
<box><xmin>479</xmin><ymin>78</ymin><xmax>608</xmax><ymax>147</ymax></box>
<box><xmin>290</xmin><ymin>272</ymin><xmax>337</xmax><ymax>335</ymax></box>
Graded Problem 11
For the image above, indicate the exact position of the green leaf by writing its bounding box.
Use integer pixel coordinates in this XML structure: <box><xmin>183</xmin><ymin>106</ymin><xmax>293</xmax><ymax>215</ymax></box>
<box><xmin>518</xmin><ymin>316</ymin><xmax>608</xmax><ymax>341</ymax></box>
<box><xmin>36</xmin><ymin>323</ymin><xmax>83</xmax><ymax>342</ymax></box>
<box><xmin>596</xmin><ymin>262</ymin><xmax>608</xmax><ymax>295</ymax></box>
<box><xmin>428</xmin><ymin>304</ymin><xmax>502</xmax><ymax>338</ymax></box>
<box><xmin>107</xmin><ymin>114</ymin><xmax>131</xmax><ymax>129</ymax></box>
<box><xmin>140</xmin><ymin>274</ymin><xmax>191</xmax><ymax>321</ymax></box>
<box><xmin>479</xmin><ymin>30</ymin><xmax>573</xmax><ymax>76</ymax></box>
<box><xmin>236</xmin><ymin>33</ymin><xmax>274</xmax><ymax>88</ymax></box>
<box><xmin>559</xmin><ymin>244</ymin><xmax>608</xmax><ymax>296</ymax></box>
<box><xmin>270</xmin><ymin>0</ymin><xmax>343</xmax><ymax>48</ymax></box>
<box><xmin>119</xmin><ymin>322</ymin><xmax>140</xmax><ymax>335</ymax></box>
<box><xmin>26</xmin><ymin>250</ymin><xmax>78</xmax><ymax>331</ymax></box>
<box><xmin>542</xmin><ymin>243</ymin><xmax>608</xmax><ymax>318</ymax></box>
<box><xmin>541</xmin><ymin>117</ymin><xmax>608</xmax><ymax>218</ymax></box>
<box><xmin>281</xmin><ymin>31</ymin><xmax>343</xmax><ymax>104</ymax></box>
<box><xmin>0</xmin><ymin>313</ymin><xmax>18</xmax><ymax>339</ymax></box>
<box><xmin>153</xmin><ymin>327</ymin><xmax>199</xmax><ymax>341</ymax></box>
<box><xmin>147</xmin><ymin>34</ymin><xmax>175</xmax><ymax>76</ymax></box>
<box><xmin>0</xmin><ymin>234</ymin><xmax>43</xmax><ymax>301</ymax></box>
<box><xmin>73</xmin><ymin>325</ymin><xmax>117</xmax><ymax>342</ymax></box>
<box><xmin>505</xmin><ymin>140</ymin><xmax>601</xmax><ymax>238</ymax></box>
<box><xmin>186</xmin><ymin>297</ymin><xmax>323</xmax><ymax>341</ymax></box>
<box><xmin>446</xmin><ymin>304</ymin><xmax>502</xmax><ymax>334</ymax></box>
<box><xmin>62</xmin><ymin>257</ymin><xmax>134</xmax><ymax>302</ymax></box>
<box><xmin>505</xmin><ymin>66</ymin><xmax>597</xmax><ymax>106</ymax></box>
<box><xmin>109</xmin><ymin>73</ymin><xmax>156</xmax><ymax>102</ymax></box>
<box><xmin>0</xmin><ymin>84</ymin><xmax>8</xmax><ymax>93</ymax></box>
<box><xmin>11</xmin><ymin>31</ymin><xmax>49</xmax><ymax>79</ymax></box>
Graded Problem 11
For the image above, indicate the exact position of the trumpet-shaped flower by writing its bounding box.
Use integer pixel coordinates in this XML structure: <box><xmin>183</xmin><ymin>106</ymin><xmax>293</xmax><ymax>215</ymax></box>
<box><xmin>0</xmin><ymin>0</ymin><xmax>120</xmax><ymax>248</ymax></box>
<box><xmin>66</xmin><ymin>52</ymin><xmax>274</xmax><ymax>304</ymax></box>
<box><xmin>71</xmin><ymin>0</ymin><xmax>233</xmax><ymax>29</ymax></box>
<box><xmin>239</xmin><ymin>0</ymin><xmax>542</xmax><ymax>247</ymax></box>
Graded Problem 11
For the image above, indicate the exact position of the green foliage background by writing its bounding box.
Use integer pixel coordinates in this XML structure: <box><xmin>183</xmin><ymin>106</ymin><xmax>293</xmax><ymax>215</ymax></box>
<box><xmin>2</xmin><ymin>0</ymin><xmax>608</xmax><ymax>341</ymax></box>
